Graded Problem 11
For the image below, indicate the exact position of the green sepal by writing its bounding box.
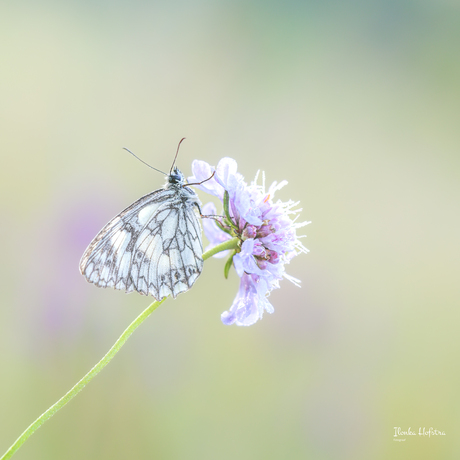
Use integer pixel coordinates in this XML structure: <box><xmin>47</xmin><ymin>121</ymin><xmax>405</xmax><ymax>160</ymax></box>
<box><xmin>223</xmin><ymin>190</ymin><xmax>230</xmax><ymax>219</ymax></box>
<box><xmin>223</xmin><ymin>190</ymin><xmax>233</xmax><ymax>227</ymax></box>
<box><xmin>224</xmin><ymin>250</ymin><xmax>236</xmax><ymax>279</ymax></box>
<box><xmin>223</xmin><ymin>190</ymin><xmax>239</xmax><ymax>230</ymax></box>
<box><xmin>214</xmin><ymin>217</ymin><xmax>233</xmax><ymax>236</ymax></box>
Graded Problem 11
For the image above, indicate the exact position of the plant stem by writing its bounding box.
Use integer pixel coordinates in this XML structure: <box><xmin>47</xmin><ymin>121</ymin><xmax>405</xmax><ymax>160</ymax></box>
<box><xmin>203</xmin><ymin>236</ymin><xmax>239</xmax><ymax>259</ymax></box>
<box><xmin>1</xmin><ymin>237</ymin><xmax>239</xmax><ymax>460</ymax></box>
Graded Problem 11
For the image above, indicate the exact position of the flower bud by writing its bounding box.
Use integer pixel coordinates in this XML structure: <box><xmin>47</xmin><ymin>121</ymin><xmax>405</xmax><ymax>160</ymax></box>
<box><xmin>242</xmin><ymin>225</ymin><xmax>257</xmax><ymax>239</ymax></box>
<box><xmin>267</xmin><ymin>250</ymin><xmax>280</xmax><ymax>264</ymax></box>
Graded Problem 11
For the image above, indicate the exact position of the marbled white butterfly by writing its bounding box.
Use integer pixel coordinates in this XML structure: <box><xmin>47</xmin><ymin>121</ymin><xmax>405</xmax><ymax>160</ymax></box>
<box><xmin>79</xmin><ymin>140</ymin><xmax>208</xmax><ymax>300</ymax></box>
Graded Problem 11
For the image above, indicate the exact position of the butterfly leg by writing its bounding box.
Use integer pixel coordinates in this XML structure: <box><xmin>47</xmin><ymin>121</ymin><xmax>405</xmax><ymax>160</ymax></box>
<box><xmin>200</xmin><ymin>213</ymin><xmax>226</xmax><ymax>220</ymax></box>
<box><xmin>186</xmin><ymin>171</ymin><xmax>216</xmax><ymax>187</ymax></box>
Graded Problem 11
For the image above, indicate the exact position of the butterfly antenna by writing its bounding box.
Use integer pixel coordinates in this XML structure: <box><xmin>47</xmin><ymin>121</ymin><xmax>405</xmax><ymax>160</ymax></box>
<box><xmin>123</xmin><ymin>147</ymin><xmax>168</xmax><ymax>176</ymax></box>
<box><xmin>170</xmin><ymin>137</ymin><xmax>186</xmax><ymax>175</ymax></box>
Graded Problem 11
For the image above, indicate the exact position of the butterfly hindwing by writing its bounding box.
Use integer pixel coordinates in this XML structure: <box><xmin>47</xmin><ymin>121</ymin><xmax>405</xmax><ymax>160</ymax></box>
<box><xmin>80</xmin><ymin>182</ymin><xmax>204</xmax><ymax>300</ymax></box>
<box><xmin>129</xmin><ymin>199</ymin><xmax>203</xmax><ymax>298</ymax></box>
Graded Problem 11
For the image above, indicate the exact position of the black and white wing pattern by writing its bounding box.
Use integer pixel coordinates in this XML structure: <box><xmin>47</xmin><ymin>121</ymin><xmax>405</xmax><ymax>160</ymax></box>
<box><xmin>79</xmin><ymin>172</ymin><xmax>203</xmax><ymax>301</ymax></box>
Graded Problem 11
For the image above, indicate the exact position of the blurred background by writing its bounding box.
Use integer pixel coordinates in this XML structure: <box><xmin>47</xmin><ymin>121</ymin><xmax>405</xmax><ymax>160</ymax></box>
<box><xmin>1</xmin><ymin>0</ymin><xmax>459</xmax><ymax>459</ymax></box>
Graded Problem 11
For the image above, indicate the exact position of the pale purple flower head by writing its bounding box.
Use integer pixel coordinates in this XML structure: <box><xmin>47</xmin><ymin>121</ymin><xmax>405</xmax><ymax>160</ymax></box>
<box><xmin>189</xmin><ymin>158</ymin><xmax>309</xmax><ymax>326</ymax></box>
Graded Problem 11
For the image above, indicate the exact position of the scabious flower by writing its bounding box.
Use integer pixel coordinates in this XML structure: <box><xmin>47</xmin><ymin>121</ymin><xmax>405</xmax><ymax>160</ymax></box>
<box><xmin>189</xmin><ymin>158</ymin><xmax>309</xmax><ymax>326</ymax></box>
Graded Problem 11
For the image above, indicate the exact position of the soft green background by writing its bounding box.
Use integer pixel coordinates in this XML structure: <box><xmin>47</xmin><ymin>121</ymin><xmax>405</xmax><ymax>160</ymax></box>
<box><xmin>1</xmin><ymin>1</ymin><xmax>459</xmax><ymax>459</ymax></box>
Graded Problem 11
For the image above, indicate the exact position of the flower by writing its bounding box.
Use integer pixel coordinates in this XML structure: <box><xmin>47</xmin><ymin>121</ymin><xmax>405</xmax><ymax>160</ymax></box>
<box><xmin>189</xmin><ymin>158</ymin><xmax>309</xmax><ymax>326</ymax></box>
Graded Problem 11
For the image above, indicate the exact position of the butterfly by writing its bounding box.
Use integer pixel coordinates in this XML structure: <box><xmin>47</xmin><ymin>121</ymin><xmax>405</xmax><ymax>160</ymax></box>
<box><xmin>79</xmin><ymin>140</ymin><xmax>209</xmax><ymax>301</ymax></box>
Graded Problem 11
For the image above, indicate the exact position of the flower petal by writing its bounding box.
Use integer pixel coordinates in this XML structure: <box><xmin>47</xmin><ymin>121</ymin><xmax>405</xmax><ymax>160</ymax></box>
<box><xmin>188</xmin><ymin>160</ymin><xmax>225</xmax><ymax>198</ymax></box>
<box><xmin>221</xmin><ymin>274</ymin><xmax>274</xmax><ymax>326</ymax></box>
<box><xmin>215</xmin><ymin>157</ymin><xmax>239</xmax><ymax>190</ymax></box>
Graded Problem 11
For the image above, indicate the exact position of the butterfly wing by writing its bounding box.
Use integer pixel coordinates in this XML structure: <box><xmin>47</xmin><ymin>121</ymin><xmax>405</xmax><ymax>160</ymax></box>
<box><xmin>128</xmin><ymin>193</ymin><xmax>204</xmax><ymax>299</ymax></box>
<box><xmin>80</xmin><ymin>188</ymin><xmax>203</xmax><ymax>300</ymax></box>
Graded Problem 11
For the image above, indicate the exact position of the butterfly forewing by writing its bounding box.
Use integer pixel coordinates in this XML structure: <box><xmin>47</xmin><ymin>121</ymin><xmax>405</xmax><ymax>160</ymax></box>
<box><xmin>80</xmin><ymin>178</ymin><xmax>204</xmax><ymax>300</ymax></box>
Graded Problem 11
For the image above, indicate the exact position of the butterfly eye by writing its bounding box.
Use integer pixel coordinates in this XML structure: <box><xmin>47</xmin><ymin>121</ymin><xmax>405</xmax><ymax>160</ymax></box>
<box><xmin>168</xmin><ymin>173</ymin><xmax>182</xmax><ymax>184</ymax></box>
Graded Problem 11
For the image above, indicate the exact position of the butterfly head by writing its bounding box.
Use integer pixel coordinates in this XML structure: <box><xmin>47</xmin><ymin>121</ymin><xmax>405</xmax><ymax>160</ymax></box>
<box><xmin>168</xmin><ymin>167</ymin><xmax>186</xmax><ymax>187</ymax></box>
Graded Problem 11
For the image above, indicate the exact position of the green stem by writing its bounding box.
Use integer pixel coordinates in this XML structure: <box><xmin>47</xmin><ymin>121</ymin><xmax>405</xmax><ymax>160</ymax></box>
<box><xmin>203</xmin><ymin>236</ymin><xmax>239</xmax><ymax>259</ymax></box>
<box><xmin>1</xmin><ymin>237</ymin><xmax>239</xmax><ymax>460</ymax></box>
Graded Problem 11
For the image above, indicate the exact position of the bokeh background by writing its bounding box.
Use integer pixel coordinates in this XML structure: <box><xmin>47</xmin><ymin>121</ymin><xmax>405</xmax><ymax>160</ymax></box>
<box><xmin>1</xmin><ymin>1</ymin><xmax>459</xmax><ymax>459</ymax></box>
